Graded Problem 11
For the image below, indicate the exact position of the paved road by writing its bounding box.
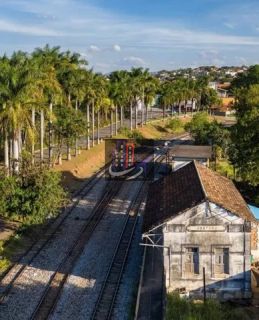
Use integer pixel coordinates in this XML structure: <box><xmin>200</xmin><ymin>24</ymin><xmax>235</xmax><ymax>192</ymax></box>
<box><xmin>34</xmin><ymin>108</ymin><xmax>169</xmax><ymax>164</ymax></box>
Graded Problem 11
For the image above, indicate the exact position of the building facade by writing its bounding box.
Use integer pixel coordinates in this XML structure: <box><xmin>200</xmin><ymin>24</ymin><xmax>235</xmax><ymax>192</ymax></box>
<box><xmin>143</xmin><ymin>161</ymin><xmax>255</xmax><ymax>300</ymax></box>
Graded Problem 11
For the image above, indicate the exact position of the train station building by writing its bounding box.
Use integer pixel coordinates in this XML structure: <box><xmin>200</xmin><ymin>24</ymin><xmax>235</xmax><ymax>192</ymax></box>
<box><xmin>142</xmin><ymin>161</ymin><xmax>257</xmax><ymax>300</ymax></box>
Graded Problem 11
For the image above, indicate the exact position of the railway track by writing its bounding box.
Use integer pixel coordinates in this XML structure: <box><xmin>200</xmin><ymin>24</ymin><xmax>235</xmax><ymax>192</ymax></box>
<box><xmin>91</xmin><ymin>155</ymin><xmax>165</xmax><ymax>320</ymax></box>
<box><xmin>0</xmin><ymin>136</ymin><xmax>186</xmax><ymax>319</ymax></box>
<box><xmin>30</xmin><ymin>180</ymin><xmax>123</xmax><ymax>320</ymax></box>
<box><xmin>0</xmin><ymin>165</ymin><xmax>107</xmax><ymax>302</ymax></box>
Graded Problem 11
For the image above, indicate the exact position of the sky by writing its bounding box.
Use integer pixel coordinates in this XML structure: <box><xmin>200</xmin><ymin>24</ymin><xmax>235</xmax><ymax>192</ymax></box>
<box><xmin>249</xmin><ymin>205</ymin><xmax>259</xmax><ymax>220</ymax></box>
<box><xmin>1</xmin><ymin>0</ymin><xmax>259</xmax><ymax>73</ymax></box>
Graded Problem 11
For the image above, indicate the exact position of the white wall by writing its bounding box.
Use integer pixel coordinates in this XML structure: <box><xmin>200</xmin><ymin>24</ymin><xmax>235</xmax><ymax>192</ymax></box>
<box><xmin>159</xmin><ymin>202</ymin><xmax>251</xmax><ymax>300</ymax></box>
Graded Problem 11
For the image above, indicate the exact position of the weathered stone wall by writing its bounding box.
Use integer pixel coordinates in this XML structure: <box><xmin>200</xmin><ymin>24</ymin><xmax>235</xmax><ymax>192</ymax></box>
<box><xmin>160</xmin><ymin>202</ymin><xmax>251</xmax><ymax>300</ymax></box>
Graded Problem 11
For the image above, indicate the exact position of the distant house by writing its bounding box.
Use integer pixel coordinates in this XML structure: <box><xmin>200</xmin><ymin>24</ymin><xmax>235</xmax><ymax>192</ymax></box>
<box><xmin>166</xmin><ymin>145</ymin><xmax>212</xmax><ymax>170</ymax></box>
<box><xmin>208</xmin><ymin>82</ymin><xmax>232</xmax><ymax>99</ymax></box>
<box><xmin>211</xmin><ymin>97</ymin><xmax>235</xmax><ymax>117</ymax></box>
<box><xmin>142</xmin><ymin>161</ymin><xmax>256</xmax><ymax>300</ymax></box>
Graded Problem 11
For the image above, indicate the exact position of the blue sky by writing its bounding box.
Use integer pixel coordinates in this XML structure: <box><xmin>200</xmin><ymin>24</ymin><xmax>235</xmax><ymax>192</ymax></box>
<box><xmin>249</xmin><ymin>205</ymin><xmax>259</xmax><ymax>219</ymax></box>
<box><xmin>1</xmin><ymin>0</ymin><xmax>259</xmax><ymax>72</ymax></box>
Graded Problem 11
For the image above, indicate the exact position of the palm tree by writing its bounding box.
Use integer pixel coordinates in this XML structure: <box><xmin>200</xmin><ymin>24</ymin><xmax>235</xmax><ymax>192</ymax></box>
<box><xmin>110</xmin><ymin>70</ymin><xmax>131</xmax><ymax>132</ymax></box>
<box><xmin>0</xmin><ymin>54</ymin><xmax>36</xmax><ymax>173</ymax></box>
<box><xmin>144</xmin><ymin>76</ymin><xmax>159</xmax><ymax>123</ymax></box>
<box><xmin>70</xmin><ymin>69</ymin><xmax>87</xmax><ymax>154</ymax></box>
<box><xmin>32</xmin><ymin>45</ymin><xmax>62</xmax><ymax>165</ymax></box>
<box><xmin>83</xmin><ymin>71</ymin><xmax>96</xmax><ymax>150</ymax></box>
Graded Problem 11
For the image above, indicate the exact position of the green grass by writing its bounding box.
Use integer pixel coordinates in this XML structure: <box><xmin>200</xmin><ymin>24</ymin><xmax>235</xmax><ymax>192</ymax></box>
<box><xmin>166</xmin><ymin>293</ymin><xmax>251</xmax><ymax>320</ymax></box>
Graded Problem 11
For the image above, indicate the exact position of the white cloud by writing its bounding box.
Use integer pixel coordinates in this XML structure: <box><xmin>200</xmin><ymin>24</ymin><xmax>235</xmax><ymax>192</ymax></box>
<box><xmin>199</xmin><ymin>50</ymin><xmax>219</xmax><ymax>60</ymax></box>
<box><xmin>0</xmin><ymin>19</ymin><xmax>61</xmax><ymax>36</ymax></box>
<box><xmin>224</xmin><ymin>22</ymin><xmax>235</xmax><ymax>29</ymax></box>
<box><xmin>123</xmin><ymin>56</ymin><xmax>145</xmax><ymax>67</ymax></box>
<box><xmin>0</xmin><ymin>0</ymin><xmax>259</xmax><ymax>71</ymax></box>
<box><xmin>89</xmin><ymin>45</ymin><xmax>101</xmax><ymax>53</ymax></box>
<box><xmin>113</xmin><ymin>44</ymin><xmax>121</xmax><ymax>52</ymax></box>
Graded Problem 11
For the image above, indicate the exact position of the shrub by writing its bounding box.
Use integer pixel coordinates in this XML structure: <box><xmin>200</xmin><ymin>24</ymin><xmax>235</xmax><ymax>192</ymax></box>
<box><xmin>166</xmin><ymin>118</ymin><xmax>184</xmax><ymax>132</ymax></box>
<box><xmin>118</xmin><ymin>127</ymin><xmax>144</xmax><ymax>141</ymax></box>
<box><xmin>0</xmin><ymin>165</ymin><xmax>67</xmax><ymax>225</ymax></box>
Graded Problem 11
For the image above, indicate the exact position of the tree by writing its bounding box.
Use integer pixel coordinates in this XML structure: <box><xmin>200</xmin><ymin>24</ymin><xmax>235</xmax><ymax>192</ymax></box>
<box><xmin>0</xmin><ymin>53</ymin><xmax>36</xmax><ymax>173</ymax></box>
<box><xmin>0</xmin><ymin>163</ymin><xmax>66</xmax><ymax>224</ymax></box>
<box><xmin>31</xmin><ymin>45</ymin><xmax>63</xmax><ymax>165</ymax></box>
<box><xmin>200</xmin><ymin>87</ymin><xmax>220</xmax><ymax>114</ymax></box>
<box><xmin>185</xmin><ymin>112</ymin><xmax>230</xmax><ymax>152</ymax></box>
<box><xmin>110</xmin><ymin>70</ymin><xmax>130</xmax><ymax>132</ymax></box>
<box><xmin>53</xmin><ymin>106</ymin><xmax>86</xmax><ymax>164</ymax></box>
<box><xmin>229</xmin><ymin>84</ymin><xmax>259</xmax><ymax>185</ymax></box>
<box><xmin>232</xmin><ymin>65</ymin><xmax>259</xmax><ymax>90</ymax></box>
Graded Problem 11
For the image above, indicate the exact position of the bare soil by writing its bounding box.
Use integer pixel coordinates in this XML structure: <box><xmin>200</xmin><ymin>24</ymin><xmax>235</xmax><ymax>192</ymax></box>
<box><xmin>54</xmin><ymin>142</ymin><xmax>106</xmax><ymax>194</ymax></box>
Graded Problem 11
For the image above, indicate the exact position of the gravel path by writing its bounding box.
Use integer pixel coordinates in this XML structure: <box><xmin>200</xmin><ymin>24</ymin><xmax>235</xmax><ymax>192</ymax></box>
<box><xmin>0</xmin><ymin>177</ymin><xmax>108</xmax><ymax>320</ymax></box>
<box><xmin>50</xmin><ymin>180</ymin><xmax>143</xmax><ymax>320</ymax></box>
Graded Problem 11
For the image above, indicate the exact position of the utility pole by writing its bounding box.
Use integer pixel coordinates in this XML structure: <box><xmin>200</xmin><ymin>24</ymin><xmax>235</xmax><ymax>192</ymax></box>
<box><xmin>203</xmin><ymin>267</ymin><xmax>206</xmax><ymax>303</ymax></box>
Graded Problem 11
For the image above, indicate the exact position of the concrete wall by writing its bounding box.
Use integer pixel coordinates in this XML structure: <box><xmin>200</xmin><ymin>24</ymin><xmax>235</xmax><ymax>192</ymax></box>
<box><xmin>159</xmin><ymin>202</ymin><xmax>251</xmax><ymax>300</ymax></box>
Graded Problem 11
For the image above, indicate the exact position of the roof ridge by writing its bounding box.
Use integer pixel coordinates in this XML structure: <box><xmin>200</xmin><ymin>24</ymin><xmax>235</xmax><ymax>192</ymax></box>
<box><xmin>193</xmin><ymin>160</ymin><xmax>207</xmax><ymax>199</ymax></box>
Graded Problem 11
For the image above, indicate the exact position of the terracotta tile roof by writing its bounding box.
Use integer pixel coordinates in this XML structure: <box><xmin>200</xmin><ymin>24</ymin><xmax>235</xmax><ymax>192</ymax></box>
<box><xmin>195</xmin><ymin>162</ymin><xmax>255</xmax><ymax>222</ymax></box>
<box><xmin>143</xmin><ymin>162</ymin><xmax>204</xmax><ymax>232</ymax></box>
<box><xmin>143</xmin><ymin>161</ymin><xmax>255</xmax><ymax>232</ymax></box>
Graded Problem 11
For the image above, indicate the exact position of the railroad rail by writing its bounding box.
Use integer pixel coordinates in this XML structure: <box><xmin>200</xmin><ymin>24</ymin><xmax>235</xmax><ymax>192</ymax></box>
<box><xmin>0</xmin><ymin>165</ymin><xmax>107</xmax><ymax>302</ymax></box>
<box><xmin>91</xmin><ymin>154</ymin><xmax>165</xmax><ymax>320</ymax></box>
<box><xmin>0</xmin><ymin>135</ymin><xmax>188</xmax><ymax>319</ymax></box>
<box><xmin>30</xmin><ymin>180</ymin><xmax>124</xmax><ymax>320</ymax></box>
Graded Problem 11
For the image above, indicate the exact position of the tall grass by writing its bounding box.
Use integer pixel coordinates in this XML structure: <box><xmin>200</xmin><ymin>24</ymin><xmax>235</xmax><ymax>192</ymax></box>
<box><xmin>166</xmin><ymin>293</ymin><xmax>251</xmax><ymax>320</ymax></box>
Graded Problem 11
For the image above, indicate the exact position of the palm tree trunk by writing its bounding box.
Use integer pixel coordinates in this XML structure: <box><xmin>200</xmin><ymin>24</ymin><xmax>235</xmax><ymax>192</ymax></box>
<box><xmin>57</xmin><ymin>134</ymin><xmax>62</xmax><ymax>165</ymax></box>
<box><xmin>141</xmin><ymin>104</ymin><xmax>144</xmax><ymax>127</ymax></box>
<box><xmin>163</xmin><ymin>105</ymin><xmax>165</xmax><ymax>121</ymax></box>
<box><xmin>120</xmin><ymin>105</ymin><xmax>123</xmax><ymax>128</ymax></box>
<box><xmin>110</xmin><ymin>111</ymin><xmax>113</xmax><ymax>138</ymax></box>
<box><xmin>9</xmin><ymin>138</ymin><xmax>13</xmax><ymax>163</ymax></box>
<box><xmin>40</xmin><ymin>109</ymin><xmax>44</xmax><ymax>163</ymax></box>
<box><xmin>18</xmin><ymin>128</ymin><xmax>22</xmax><ymax>155</ymax></box>
<box><xmin>75</xmin><ymin>100</ymin><xmax>78</xmax><ymax>156</ymax></box>
<box><xmin>130</xmin><ymin>102</ymin><xmax>133</xmax><ymax>131</ymax></box>
<box><xmin>31</xmin><ymin>107</ymin><xmax>35</xmax><ymax>164</ymax></box>
<box><xmin>145</xmin><ymin>104</ymin><xmax>148</xmax><ymax>123</ymax></box>
<box><xmin>92</xmin><ymin>102</ymin><xmax>95</xmax><ymax>147</ymax></box>
<box><xmin>115</xmin><ymin>105</ymin><xmax>118</xmax><ymax>135</ymax></box>
<box><xmin>67</xmin><ymin>142</ymin><xmax>71</xmax><ymax>160</ymax></box>
<box><xmin>48</xmin><ymin>102</ymin><xmax>53</xmax><ymax>166</ymax></box>
<box><xmin>97</xmin><ymin>110</ymin><xmax>100</xmax><ymax>144</ymax></box>
<box><xmin>86</xmin><ymin>103</ymin><xmax>90</xmax><ymax>150</ymax></box>
<box><xmin>4</xmin><ymin>132</ymin><xmax>9</xmax><ymax>175</ymax></box>
<box><xmin>135</xmin><ymin>104</ymin><xmax>138</xmax><ymax>129</ymax></box>
<box><xmin>13</xmin><ymin>134</ymin><xmax>19</xmax><ymax>174</ymax></box>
